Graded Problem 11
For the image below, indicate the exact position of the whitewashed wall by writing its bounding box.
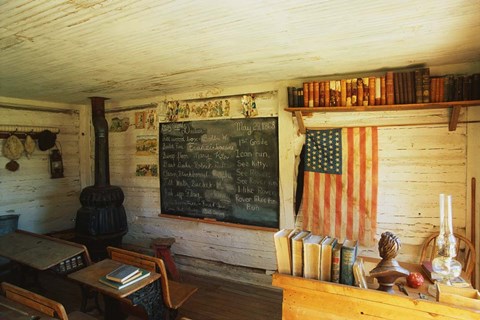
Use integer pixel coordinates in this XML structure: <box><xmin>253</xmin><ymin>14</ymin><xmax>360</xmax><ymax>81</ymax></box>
<box><xmin>0</xmin><ymin>98</ymin><xmax>84</xmax><ymax>233</ymax></box>
<box><xmin>106</xmin><ymin>79</ymin><xmax>479</xmax><ymax>285</ymax></box>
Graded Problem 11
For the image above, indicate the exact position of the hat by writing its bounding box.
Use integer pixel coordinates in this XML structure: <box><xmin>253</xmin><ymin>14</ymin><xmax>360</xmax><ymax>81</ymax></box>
<box><xmin>2</xmin><ymin>135</ymin><xmax>24</xmax><ymax>160</ymax></box>
<box><xmin>38</xmin><ymin>130</ymin><xmax>57</xmax><ymax>151</ymax></box>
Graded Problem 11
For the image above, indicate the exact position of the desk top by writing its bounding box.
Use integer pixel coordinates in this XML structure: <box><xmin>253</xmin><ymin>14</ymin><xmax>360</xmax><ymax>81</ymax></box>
<box><xmin>0</xmin><ymin>230</ymin><xmax>85</xmax><ymax>270</ymax></box>
<box><xmin>0</xmin><ymin>296</ymin><xmax>56</xmax><ymax>320</ymax></box>
<box><xmin>68</xmin><ymin>259</ymin><xmax>161</xmax><ymax>299</ymax></box>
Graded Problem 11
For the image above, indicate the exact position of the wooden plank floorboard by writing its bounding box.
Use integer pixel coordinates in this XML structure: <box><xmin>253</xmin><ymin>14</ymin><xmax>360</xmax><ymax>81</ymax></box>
<box><xmin>3</xmin><ymin>269</ymin><xmax>282</xmax><ymax>320</ymax></box>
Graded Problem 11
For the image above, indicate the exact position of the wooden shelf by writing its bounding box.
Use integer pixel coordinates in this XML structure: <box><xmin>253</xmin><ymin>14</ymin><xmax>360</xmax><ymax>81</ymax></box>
<box><xmin>285</xmin><ymin>100</ymin><xmax>480</xmax><ymax>133</ymax></box>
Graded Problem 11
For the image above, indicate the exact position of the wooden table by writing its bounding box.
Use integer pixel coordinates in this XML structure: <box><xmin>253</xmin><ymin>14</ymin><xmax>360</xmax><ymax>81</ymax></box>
<box><xmin>272</xmin><ymin>258</ymin><xmax>479</xmax><ymax>319</ymax></box>
<box><xmin>0</xmin><ymin>296</ymin><xmax>56</xmax><ymax>320</ymax></box>
<box><xmin>0</xmin><ymin>230</ymin><xmax>89</xmax><ymax>274</ymax></box>
<box><xmin>68</xmin><ymin>259</ymin><xmax>163</xmax><ymax>320</ymax></box>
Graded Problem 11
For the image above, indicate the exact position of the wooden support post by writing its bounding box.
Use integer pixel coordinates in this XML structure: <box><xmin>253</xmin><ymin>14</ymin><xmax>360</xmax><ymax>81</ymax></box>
<box><xmin>448</xmin><ymin>105</ymin><xmax>462</xmax><ymax>131</ymax></box>
<box><xmin>295</xmin><ymin>111</ymin><xmax>306</xmax><ymax>134</ymax></box>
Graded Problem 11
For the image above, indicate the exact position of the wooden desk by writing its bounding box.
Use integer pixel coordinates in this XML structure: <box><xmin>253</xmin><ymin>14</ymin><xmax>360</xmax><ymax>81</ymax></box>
<box><xmin>272</xmin><ymin>259</ymin><xmax>479</xmax><ymax>319</ymax></box>
<box><xmin>0</xmin><ymin>296</ymin><xmax>56</xmax><ymax>320</ymax></box>
<box><xmin>0</xmin><ymin>230</ymin><xmax>89</xmax><ymax>274</ymax></box>
<box><xmin>68</xmin><ymin>259</ymin><xmax>163</xmax><ymax>320</ymax></box>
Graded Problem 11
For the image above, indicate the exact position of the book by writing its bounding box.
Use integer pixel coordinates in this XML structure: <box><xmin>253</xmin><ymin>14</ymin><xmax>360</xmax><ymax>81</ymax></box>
<box><xmin>324</xmin><ymin>81</ymin><xmax>330</xmax><ymax>107</ymax></box>
<box><xmin>291</xmin><ymin>230</ymin><xmax>311</xmax><ymax>277</ymax></box>
<box><xmin>345</xmin><ymin>79</ymin><xmax>352</xmax><ymax>106</ymax></box>
<box><xmin>330</xmin><ymin>241</ymin><xmax>343</xmax><ymax>283</ymax></box>
<box><xmin>319</xmin><ymin>81</ymin><xmax>326</xmax><ymax>106</ymax></box>
<box><xmin>422</xmin><ymin>68</ymin><xmax>430</xmax><ymax>103</ymax></box>
<box><xmin>380</xmin><ymin>76</ymin><xmax>386</xmax><ymax>105</ymax></box>
<box><xmin>340</xmin><ymin>79</ymin><xmax>347</xmax><ymax>106</ymax></box>
<box><xmin>340</xmin><ymin>239</ymin><xmax>358</xmax><ymax>286</ymax></box>
<box><xmin>303</xmin><ymin>234</ymin><xmax>325</xmax><ymax>279</ymax></box>
<box><xmin>415</xmin><ymin>69</ymin><xmax>423</xmax><ymax>103</ymax></box>
<box><xmin>421</xmin><ymin>260</ymin><xmax>469</xmax><ymax>287</ymax></box>
<box><xmin>287</xmin><ymin>87</ymin><xmax>294</xmax><ymax>107</ymax></box>
<box><xmin>386</xmin><ymin>71</ymin><xmax>394</xmax><ymax>105</ymax></box>
<box><xmin>100</xmin><ymin>268</ymin><xmax>150</xmax><ymax>290</ymax></box>
<box><xmin>274</xmin><ymin>228</ymin><xmax>294</xmax><ymax>274</ymax></box>
<box><xmin>362</xmin><ymin>77</ymin><xmax>369</xmax><ymax>106</ymax></box>
<box><xmin>313</xmin><ymin>81</ymin><xmax>319</xmax><ymax>107</ymax></box>
<box><xmin>303</xmin><ymin>82</ymin><xmax>309</xmax><ymax>107</ymax></box>
<box><xmin>308</xmin><ymin>82</ymin><xmax>314</xmax><ymax>107</ymax></box>
<box><xmin>353</xmin><ymin>258</ymin><xmax>368</xmax><ymax>288</ymax></box>
<box><xmin>356</xmin><ymin>78</ymin><xmax>363</xmax><ymax>106</ymax></box>
<box><xmin>106</xmin><ymin>264</ymin><xmax>140</xmax><ymax>283</ymax></box>
<box><xmin>320</xmin><ymin>237</ymin><xmax>337</xmax><ymax>282</ymax></box>
<box><xmin>351</xmin><ymin>78</ymin><xmax>357</xmax><ymax>106</ymax></box>
<box><xmin>375</xmin><ymin>77</ymin><xmax>381</xmax><ymax>105</ymax></box>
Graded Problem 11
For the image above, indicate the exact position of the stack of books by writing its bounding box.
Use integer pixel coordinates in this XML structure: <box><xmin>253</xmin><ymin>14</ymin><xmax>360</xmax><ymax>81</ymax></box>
<box><xmin>274</xmin><ymin>228</ymin><xmax>358</xmax><ymax>286</ymax></box>
<box><xmin>99</xmin><ymin>264</ymin><xmax>150</xmax><ymax>290</ymax></box>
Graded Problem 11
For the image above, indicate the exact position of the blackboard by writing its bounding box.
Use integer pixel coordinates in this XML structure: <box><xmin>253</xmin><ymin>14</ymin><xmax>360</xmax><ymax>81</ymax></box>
<box><xmin>159</xmin><ymin>117</ymin><xmax>279</xmax><ymax>228</ymax></box>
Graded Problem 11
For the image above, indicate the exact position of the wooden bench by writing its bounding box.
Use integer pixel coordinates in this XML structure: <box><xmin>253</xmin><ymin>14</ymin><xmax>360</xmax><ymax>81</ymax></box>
<box><xmin>107</xmin><ymin>246</ymin><xmax>198</xmax><ymax>320</ymax></box>
<box><xmin>1</xmin><ymin>282</ymin><xmax>96</xmax><ymax>320</ymax></box>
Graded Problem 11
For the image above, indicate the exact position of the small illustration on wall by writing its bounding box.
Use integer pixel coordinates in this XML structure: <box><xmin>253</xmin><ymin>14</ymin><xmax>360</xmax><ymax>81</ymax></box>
<box><xmin>165</xmin><ymin>101</ymin><xmax>179</xmax><ymax>122</ymax></box>
<box><xmin>109</xmin><ymin>117</ymin><xmax>130</xmax><ymax>132</ymax></box>
<box><xmin>135</xmin><ymin>111</ymin><xmax>146</xmax><ymax>129</ymax></box>
<box><xmin>136</xmin><ymin>164</ymin><xmax>158</xmax><ymax>176</ymax></box>
<box><xmin>241</xmin><ymin>94</ymin><xmax>257</xmax><ymax>117</ymax></box>
<box><xmin>146</xmin><ymin>110</ymin><xmax>157</xmax><ymax>130</ymax></box>
<box><xmin>136</xmin><ymin>135</ymin><xmax>157</xmax><ymax>155</ymax></box>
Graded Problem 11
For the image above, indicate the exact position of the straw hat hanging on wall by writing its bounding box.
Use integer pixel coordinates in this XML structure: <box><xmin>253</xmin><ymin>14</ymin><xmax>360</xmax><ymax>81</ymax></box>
<box><xmin>3</xmin><ymin>135</ymin><xmax>24</xmax><ymax>171</ymax></box>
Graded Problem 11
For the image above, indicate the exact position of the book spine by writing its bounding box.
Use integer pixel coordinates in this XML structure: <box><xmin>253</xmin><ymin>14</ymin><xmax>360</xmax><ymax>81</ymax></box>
<box><xmin>292</xmin><ymin>88</ymin><xmax>298</xmax><ymax>107</ymax></box>
<box><xmin>297</xmin><ymin>88</ymin><xmax>303</xmax><ymax>107</ymax></box>
<box><xmin>340</xmin><ymin>79</ymin><xmax>347</xmax><ymax>106</ymax></box>
<box><xmin>375</xmin><ymin>77</ymin><xmax>381</xmax><ymax>105</ymax></box>
<box><xmin>422</xmin><ymin>68</ymin><xmax>430</xmax><ymax>103</ymax></box>
<box><xmin>415</xmin><ymin>69</ymin><xmax>423</xmax><ymax>103</ymax></box>
<box><xmin>324</xmin><ymin>81</ymin><xmax>330</xmax><ymax>107</ymax></box>
<box><xmin>438</xmin><ymin>77</ymin><xmax>445</xmax><ymax>102</ymax></box>
<box><xmin>356</xmin><ymin>78</ymin><xmax>363</xmax><ymax>106</ymax></box>
<box><xmin>308</xmin><ymin>82</ymin><xmax>313</xmax><ymax>107</ymax></box>
<box><xmin>380</xmin><ymin>76</ymin><xmax>386</xmax><ymax>105</ymax></box>
<box><xmin>303</xmin><ymin>82</ymin><xmax>309</xmax><ymax>107</ymax></box>
<box><xmin>351</xmin><ymin>79</ymin><xmax>357</xmax><ymax>106</ymax></box>
<box><xmin>313</xmin><ymin>81</ymin><xmax>319</xmax><ymax>107</ymax></box>
<box><xmin>288</xmin><ymin>87</ymin><xmax>294</xmax><ymax>107</ymax></box>
<box><xmin>464</xmin><ymin>75</ymin><xmax>472</xmax><ymax>100</ymax></box>
<box><xmin>386</xmin><ymin>72</ymin><xmax>394</xmax><ymax>105</ymax></box>
<box><xmin>394</xmin><ymin>72</ymin><xmax>400</xmax><ymax>104</ymax></box>
<box><xmin>320</xmin><ymin>82</ymin><xmax>325</xmax><ymax>107</ymax></box>
<box><xmin>329</xmin><ymin>80</ymin><xmax>336</xmax><ymax>106</ymax></box>
<box><xmin>331</xmin><ymin>246</ymin><xmax>341</xmax><ymax>283</ymax></box>
<box><xmin>407</xmin><ymin>71</ymin><xmax>414</xmax><ymax>104</ymax></box>
<box><xmin>430</xmin><ymin>77</ymin><xmax>437</xmax><ymax>103</ymax></box>
<box><xmin>335</xmin><ymin>80</ymin><xmax>341</xmax><ymax>107</ymax></box>
<box><xmin>473</xmin><ymin>73</ymin><xmax>480</xmax><ymax>100</ymax></box>
<box><xmin>363</xmin><ymin>77</ymin><xmax>369</xmax><ymax>106</ymax></box>
<box><xmin>368</xmin><ymin>77</ymin><xmax>376</xmax><ymax>106</ymax></box>
<box><xmin>346</xmin><ymin>79</ymin><xmax>352</xmax><ymax>106</ymax></box>
<box><xmin>340</xmin><ymin>246</ymin><xmax>357</xmax><ymax>286</ymax></box>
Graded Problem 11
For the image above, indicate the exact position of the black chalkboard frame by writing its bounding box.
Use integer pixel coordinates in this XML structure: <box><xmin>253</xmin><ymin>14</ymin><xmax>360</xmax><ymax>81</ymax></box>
<box><xmin>159</xmin><ymin>117</ymin><xmax>280</xmax><ymax>230</ymax></box>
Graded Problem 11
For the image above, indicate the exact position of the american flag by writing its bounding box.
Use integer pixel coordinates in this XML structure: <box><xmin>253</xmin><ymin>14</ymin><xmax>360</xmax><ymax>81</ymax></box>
<box><xmin>301</xmin><ymin>127</ymin><xmax>378</xmax><ymax>246</ymax></box>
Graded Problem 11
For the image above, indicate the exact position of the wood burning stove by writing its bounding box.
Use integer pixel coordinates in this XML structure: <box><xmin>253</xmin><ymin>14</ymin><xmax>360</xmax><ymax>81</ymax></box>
<box><xmin>75</xmin><ymin>97</ymin><xmax>128</xmax><ymax>260</ymax></box>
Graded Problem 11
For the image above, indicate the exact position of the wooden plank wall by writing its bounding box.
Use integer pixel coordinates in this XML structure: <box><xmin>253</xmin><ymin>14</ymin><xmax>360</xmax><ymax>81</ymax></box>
<box><xmin>0</xmin><ymin>103</ymin><xmax>82</xmax><ymax>233</ymax></box>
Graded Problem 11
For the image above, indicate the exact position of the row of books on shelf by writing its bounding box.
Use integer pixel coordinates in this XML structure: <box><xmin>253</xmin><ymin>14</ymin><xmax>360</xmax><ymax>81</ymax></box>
<box><xmin>287</xmin><ymin>69</ymin><xmax>480</xmax><ymax>108</ymax></box>
<box><xmin>99</xmin><ymin>264</ymin><xmax>151</xmax><ymax>290</ymax></box>
<box><xmin>274</xmin><ymin>229</ymin><xmax>358</xmax><ymax>286</ymax></box>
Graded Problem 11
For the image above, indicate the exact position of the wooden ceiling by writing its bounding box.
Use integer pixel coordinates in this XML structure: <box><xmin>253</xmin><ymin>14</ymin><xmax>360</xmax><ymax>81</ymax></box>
<box><xmin>1</xmin><ymin>0</ymin><xmax>480</xmax><ymax>105</ymax></box>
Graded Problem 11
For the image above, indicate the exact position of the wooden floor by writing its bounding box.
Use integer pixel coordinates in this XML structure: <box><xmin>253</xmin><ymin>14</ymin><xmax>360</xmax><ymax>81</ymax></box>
<box><xmin>2</xmin><ymin>268</ymin><xmax>283</xmax><ymax>320</ymax></box>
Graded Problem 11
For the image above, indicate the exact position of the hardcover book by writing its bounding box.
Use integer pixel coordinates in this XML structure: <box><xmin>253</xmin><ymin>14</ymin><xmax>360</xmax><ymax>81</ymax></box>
<box><xmin>324</xmin><ymin>82</ymin><xmax>330</xmax><ymax>107</ymax></box>
<box><xmin>313</xmin><ymin>81</ymin><xmax>320</xmax><ymax>107</ymax></box>
<box><xmin>386</xmin><ymin>72</ymin><xmax>394</xmax><ymax>105</ymax></box>
<box><xmin>357</xmin><ymin>78</ymin><xmax>363</xmax><ymax>106</ymax></box>
<box><xmin>422</xmin><ymin>68</ymin><xmax>430</xmax><ymax>103</ymax></box>
<box><xmin>308</xmin><ymin>82</ymin><xmax>314</xmax><ymax>107</ymax></box>
<box><xmin>106</xmin><ymin>264</ymin><xmax>140</xmax><ymax>283</ymax></box>
<box><xmin>375</xmin><ymin>77</ymin><xmax>381</xmax><ymax>105</ymax></box>
<box><xmin>291</xmin><ymin>230</ymin><xmax>311</xmax><ymax>277</ymax></box>
<box><xmin>351</xmin><ymin>78</ymin><xmax>357</xmax><ymax>106</ymax></box>
<box><xmin>362</xmin><ymin>77</ymin><xmax>369</xmax><ymax>106</ymax></box>
<box><xmin>100</xmin><ymin>268</ymin><xmax>150</xmax><ymax>290</ymax></box>
<box><xmin>345</xmin><ymin>79</ymin><xmax>352</xmax><ymax>106</ymax></box>
<box><xmin>319</xmin><ymin>81</ymin><xmax>326</xmax><ymax>106</ymax></box>
<box><xmin>340</xmin><ymin>239</ymin><xmax>358</xmax><ymax>286</ymax></box>
<box><xmin>274</xmin><ymin>228</ymin><xmax>294</xmax><ymax>274</ymax></box>
<box><xmin>320</xmin><ymin>237</ymin><xmax>337</xmax><ymax>282</ymax></box>
<box><xmin>303</xmin><ymin>82</ymin><xmax>309</xmax><ymax>107</ymax></box>
<box><xmin>331</xmin><ymin>241</ymin><xmax>343</xmax><ymax>283</ymax></box>
<box><xmin>340</xmin><ymin>79</ymin><xmax>347</xmax><ymax>106</ymax></box>
<box><xmin>303</xmin><ymin>234</ymin><xmax>325</xmax><ymax>279</ymax></box>
<box><xmin>380</xmin><ymin>76</ymin><xmax>386</xmax><ymax>105</ymax></box>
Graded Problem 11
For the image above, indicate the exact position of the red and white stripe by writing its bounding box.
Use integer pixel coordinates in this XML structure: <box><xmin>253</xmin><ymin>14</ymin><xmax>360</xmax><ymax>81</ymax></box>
<box><xmin>302</xmin><ymin>127</ymin><xmax>378</xmax><ymax>246</ymax></box>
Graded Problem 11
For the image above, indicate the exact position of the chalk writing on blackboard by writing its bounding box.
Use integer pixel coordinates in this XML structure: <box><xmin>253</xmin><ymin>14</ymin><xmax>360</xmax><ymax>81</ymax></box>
<box><xmin>159</xmin><ymin>117</ymin><xmax>279</xmax><ymax>228</ymax></box>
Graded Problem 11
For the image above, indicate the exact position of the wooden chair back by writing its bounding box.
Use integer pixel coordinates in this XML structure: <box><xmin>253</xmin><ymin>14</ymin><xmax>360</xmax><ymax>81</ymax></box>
<box><xmin>420</xmin><ymin>232</ymin><xmax>476</xmax><ymax>280</ymax></box>
<box><xmin>1</xmin><ymin>282</ymin><xmax>68</xmax><ymax>320</ymax></box>
<box><xmin>107</xmin><ymin>246</ymin><xmax>174</xmax><ymax>308</ymax></box>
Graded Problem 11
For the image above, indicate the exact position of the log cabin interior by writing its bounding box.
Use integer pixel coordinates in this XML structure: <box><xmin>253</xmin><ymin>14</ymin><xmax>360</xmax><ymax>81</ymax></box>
<box><xmin>1</xmin><ymin>1</ymin><xmax>479</xmax><ymax>319</ymax></box>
